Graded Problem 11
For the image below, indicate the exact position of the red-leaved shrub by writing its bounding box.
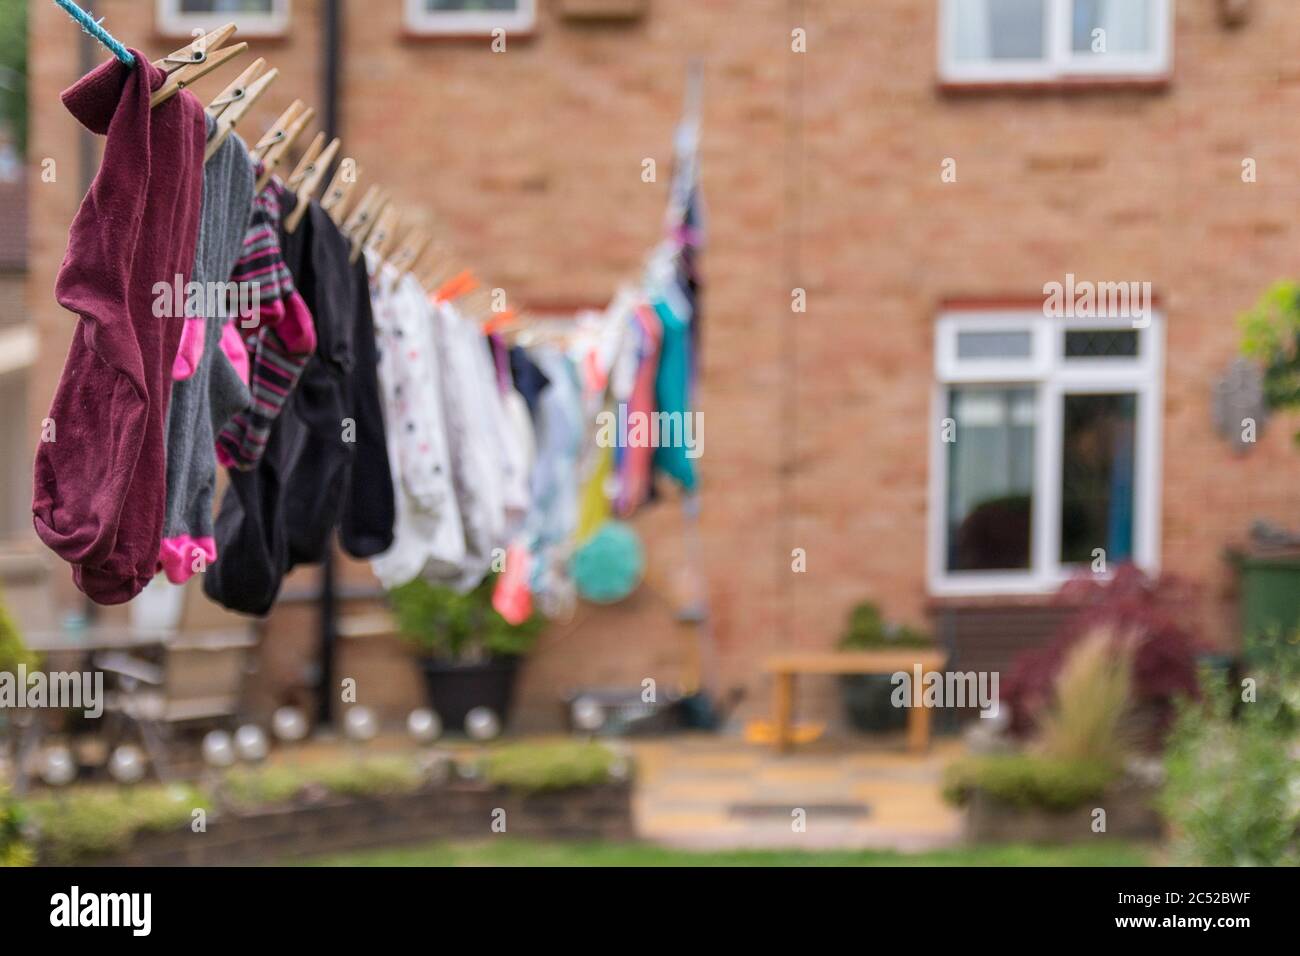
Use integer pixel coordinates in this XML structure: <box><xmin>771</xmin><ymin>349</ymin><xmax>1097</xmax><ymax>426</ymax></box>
<box><xmin>1003</xmin><ymin>564</ymin><xmax>1201</xmax><ymax>743</ymax></box>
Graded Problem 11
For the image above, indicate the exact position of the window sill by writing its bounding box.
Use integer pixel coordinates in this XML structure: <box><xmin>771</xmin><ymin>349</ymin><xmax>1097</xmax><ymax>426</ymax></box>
<box><xmin>938</xmin><ymin>74</ymin><xmax>1171</xmax><ymax>96</ymax></box>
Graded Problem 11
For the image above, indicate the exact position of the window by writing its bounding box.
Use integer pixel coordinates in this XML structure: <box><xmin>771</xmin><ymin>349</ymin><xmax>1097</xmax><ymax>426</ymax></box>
<box><xmin>930</xmin><ymin>310</ymin><xmax>1163</xmax><ymax>595</ymax></box>
<box><xmin>157</xmin><ymin>0</ymin><xmax>290</xmax><ymax>37</ymax></box>
<box><xmin>404</xmin><ymin>0</ymin><xmax>537</xmax><ymax>35</ymax></box>
<box><xmin>940</xmin><ymin>0</ymin><xmax>1171</xmax><ymax>83</ymax></box>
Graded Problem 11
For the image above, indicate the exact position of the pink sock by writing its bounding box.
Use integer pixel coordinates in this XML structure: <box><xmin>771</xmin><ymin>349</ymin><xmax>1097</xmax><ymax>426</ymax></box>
<box><xmin>172</xmin><ymin>317</ymin><xmax>205</xmax><ymax>380</ymax></box>
<box><xmin>157</xmin><ymin>534</ymin><xmax>217</xmax><ymax>584</ymax></box>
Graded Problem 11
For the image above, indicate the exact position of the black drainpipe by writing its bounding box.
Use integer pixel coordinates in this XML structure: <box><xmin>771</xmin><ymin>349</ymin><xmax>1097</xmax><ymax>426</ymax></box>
<box><xmin>315</xmin><ymin>0</ymin><xmax>343</xmax><ymax>729</ymax></box>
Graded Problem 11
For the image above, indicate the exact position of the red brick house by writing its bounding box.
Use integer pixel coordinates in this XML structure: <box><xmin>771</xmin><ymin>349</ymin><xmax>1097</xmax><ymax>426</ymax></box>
<box><xmin>19</xmin><ymin>0</ymin><xmax>1300</xmax><ymax>728</ymax></box>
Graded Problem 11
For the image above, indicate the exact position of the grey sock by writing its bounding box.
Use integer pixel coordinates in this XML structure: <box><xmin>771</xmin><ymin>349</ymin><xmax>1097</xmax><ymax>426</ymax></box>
<box><xmin>160</xmin><ymin>116</ymin><xmax>256</xmax><ymax>571</ymax></box>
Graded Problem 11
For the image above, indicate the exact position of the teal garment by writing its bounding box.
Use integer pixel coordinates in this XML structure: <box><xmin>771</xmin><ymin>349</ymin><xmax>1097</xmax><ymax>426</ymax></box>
<box><xmin>570</xmin><ymin>521</ymin><xmax>644</xmax><ymax>604</ymax></box>
<box><xmin>651</xmin><ymin>298</ymin><xmax>698</xmax><ymax>491</ymax></box>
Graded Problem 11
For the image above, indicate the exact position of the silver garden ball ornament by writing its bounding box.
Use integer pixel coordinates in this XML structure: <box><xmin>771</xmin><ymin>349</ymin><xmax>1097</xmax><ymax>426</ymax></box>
<box><xmin>344</xmin><ymin>706</ymin><xmax>378</xmax><ymax>743</ymax></box>
<box><xmin>234</xmin><ymin>724</ymin><xmax>270</xmax><ymax>763</ymax></box>
<box><xmin>571</xmin><ymin>696</ymin><xmax>605</xmax><ymax>733</ymax></box>
<box><xmin>406</xmin><ymin>708</ymin><xmax>442</xmax><ymax>744</ymax></box>
<box><xmin>272</xmin><ymin>706</ymin><xmax>308</xmax><ymax>743</ymax></box>
<box><xmin>464</xmin><ymin>706</ymin><xmax>501</xmax><ymax>741</ymax></box>
<box><xmin>201</xmin><ymin>730</ymin><xmax>236</xmax><ymax>768</ymax></box>
<box><xmin>39</xmin><ymin>745</ymin><xmax>77</xmax><ymax>787</ymax></box>
<box><xmin>108</xmin><ymin>745</ymin><xmax>147</xmax><ymax>785</ymax></box>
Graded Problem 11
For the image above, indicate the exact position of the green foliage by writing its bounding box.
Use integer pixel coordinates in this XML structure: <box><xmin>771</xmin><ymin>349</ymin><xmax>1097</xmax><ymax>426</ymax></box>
<box><xmin>1160</xmin><ymin>630</ymin><xmax>1300</xmax><ymax>866</ymax></box>
<box><xmin>942</xmin><ymin>753</ymin><xmax>1118</xmax><ymax>812</ymax></box>
<box><xmin>221</xmin><ymin>756</ymin><xmax>426</xmax><ymax>808</ymax></box>
<box><xmin>837</xmin><ymin>601</ymin><xmax>931</xmax><ymax>651</ymax></box>
<box><xmin>22</xmin><ymin>784</ymin><xmax>206</xmax><ymax>865</ymax></box>
<box><xmin>0</xmin><ymin>0</ymin><xmax>25</xmax><ymax>154</ymax></box>
<box><xmin>388</xmin><ymin>575</ymin><xmax>544</xmax><ymax>660</ymax></box>
<box><xmin>0</xmin><ymin>783</ymin><xmax>32</xmax><ymax>867</ymax></box>
<box><xmin>483</xmin><ymin>741</ymin><xmax>620</xmax><ymax>793</ymax></box>
<box><xmin>1239</xmin><ymin>280</ymin><xmax>1300</xmax><ymax>436</ymax></box>
<box><xmin>0</xmin><ymin>589</ymin><xmax>36</xmax><ymax>674</ymax></box>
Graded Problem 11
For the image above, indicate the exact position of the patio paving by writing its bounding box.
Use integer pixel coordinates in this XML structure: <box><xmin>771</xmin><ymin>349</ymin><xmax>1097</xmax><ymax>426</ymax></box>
<box><xmin>628</xmin><ymin>733</ymin><xmax>966</xmax><ymax>851</ymax></box>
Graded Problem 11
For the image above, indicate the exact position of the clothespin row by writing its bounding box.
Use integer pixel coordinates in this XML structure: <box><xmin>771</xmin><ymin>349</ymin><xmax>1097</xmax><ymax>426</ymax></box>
<box><xmin>152</xmin><ymin>24</ymin><xmax>248</xmax><ymax>109</ymax></box>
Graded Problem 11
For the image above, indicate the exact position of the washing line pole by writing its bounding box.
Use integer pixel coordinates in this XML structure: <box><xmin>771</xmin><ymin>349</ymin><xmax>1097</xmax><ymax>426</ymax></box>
<box><xmin>315</xmin><ymin>0</ymin><xmax>344</xmax><ymax>730</ymax></box>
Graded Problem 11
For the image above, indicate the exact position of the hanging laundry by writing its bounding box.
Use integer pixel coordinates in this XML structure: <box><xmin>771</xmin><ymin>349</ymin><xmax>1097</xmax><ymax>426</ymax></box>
<box><xmin>424</xmin><ymin>299</ymin><xmax>508</xmax><ymax>593</ymax></box>
<box><xmin>204</xmin><ymin>193</ymin><xmax>393</xmax><ymax>615</ymax></box>
<box><xmin>215</xmin><ymin>175</ymin><xmax>316</xmax><ymax>470</ymax></box>
<box><xmin>368</xmin><ymin>252</ymin><xmax>465</xmax><ymax>590</ymax></box>
<box><xmin>33</xmin><ymin>51</ymin><xmax>206</xmax><ymax>605</ymax></box>
<box><xmin>158</xmin><ymin>114</ymin><xmax>256</xmax><ymax>584</ymax></box>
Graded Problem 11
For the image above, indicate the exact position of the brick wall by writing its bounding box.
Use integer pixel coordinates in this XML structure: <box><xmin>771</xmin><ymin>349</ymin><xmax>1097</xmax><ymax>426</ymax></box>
<box><xmin>25</xmin><ymin>2</ymin><xmax>1300</xmax><ymax>730</ymax></box>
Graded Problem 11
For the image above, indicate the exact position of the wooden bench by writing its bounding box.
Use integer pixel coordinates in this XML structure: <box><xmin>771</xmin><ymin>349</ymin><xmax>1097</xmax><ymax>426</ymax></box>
<box><xmin>765</xmin><ymin>650</ymin><xmax>949</xmax><ymax>754</ymax></box>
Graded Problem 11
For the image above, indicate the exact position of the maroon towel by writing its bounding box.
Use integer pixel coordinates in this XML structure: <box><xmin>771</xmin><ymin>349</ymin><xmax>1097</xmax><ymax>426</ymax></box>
<box><xmin>32</xmin><ymin>51</ymin><xmax>206</xmax><ymax>604</ymax></box>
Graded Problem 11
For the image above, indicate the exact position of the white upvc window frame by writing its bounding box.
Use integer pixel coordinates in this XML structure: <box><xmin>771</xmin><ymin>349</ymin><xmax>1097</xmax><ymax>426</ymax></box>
<box><xmin>938</xmin><ymin>0</ymin><xmax>1173</xmax><ymax>84</ymax></box>
<box><xmin>404</xmin><ymin>0</ymin><xmax>537</xmax><ymax>35</ymax></box>
<box><xmin>156</xmin><ymin>0</ymin><xmax>291</xmax><ymax>38</ymax></box>
<box><xmin>928</xmin><ymin>309</ymin><xmax>1164</xmax><ymax>597</ymax></box>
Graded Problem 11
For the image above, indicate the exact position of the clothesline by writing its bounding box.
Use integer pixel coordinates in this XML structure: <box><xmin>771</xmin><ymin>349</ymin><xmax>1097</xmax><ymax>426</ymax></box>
<box><xmin>35</xmin><ymin>11</ymin><xmax>707</xmax><ymax>635</ymax></box>
<box><xmin>53</xmin><ymin>0</ymin><xmax>136</xmax><ymax>67</ymax></box>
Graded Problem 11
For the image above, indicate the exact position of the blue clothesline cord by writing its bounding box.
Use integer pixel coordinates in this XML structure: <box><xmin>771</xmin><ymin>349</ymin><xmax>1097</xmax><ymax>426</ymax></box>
<box><xmin>54</xmin><ymin>0</ymin><xmax>136</xmax><ymax>68</ymax></box>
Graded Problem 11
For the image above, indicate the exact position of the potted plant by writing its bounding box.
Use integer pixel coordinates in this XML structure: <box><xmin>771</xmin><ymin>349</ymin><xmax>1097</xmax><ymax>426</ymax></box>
<box><xmin>836</xmin><ymin>602</ymin><xmax>933</xmax><ymax>732</ymax></box>
<box><xmin>388</xmin><ymin>576</ymin><xmax>544</xmax><ymax>733</ymax></box>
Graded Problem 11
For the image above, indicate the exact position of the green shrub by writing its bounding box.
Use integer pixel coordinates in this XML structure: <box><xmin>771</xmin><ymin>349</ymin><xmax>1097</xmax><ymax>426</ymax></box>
<box><xmin>483</xmin><ymin>741</ymin><xmax>620</xmax><ymax>793</ymax></box>
<box><xmin>315</xmin><ymin>756</ymin><xmax>426</xmax><ymax>798</ymax></box>
<box><xmin>0</xmin><ymin>589</ymin><xmax>35</xmax><ymax>675</ymax></box>
<box><xmin>1239</xmin><ymin>280</ymin><xmax>1300</xmax><ymax>435</ymax></box>
<box><xmin>836</xmin><ymin>601</ymin><xmax>930</xmax><ymax>651</ymax></box>
<box><xmin>0</xmin><ymin>784</ymin><xmax>32</xmax><ymax>867</ymax></box>
<box><xmin>943</xmin><ymin>754</ymin><xmax>1118</xmax><ymax>812</ymax></box>
<box><xmin>1160</xmin><ymin>630</ymin><xmax>1300</xmax><ymax>866</ymax></box>
<box><xmin>222</xmin><ymin>756</ymin><xmax>426</xmax><ymax>808</ymax></box>
<box><xmin>21</xmin><ymin>784</ymin><xmax>206</xmax><ymax>865</ymax></box>
<box><xmin>389</xmin><ymin>575</ymin><xmax>544</xmax><ymax>660</ymax></box>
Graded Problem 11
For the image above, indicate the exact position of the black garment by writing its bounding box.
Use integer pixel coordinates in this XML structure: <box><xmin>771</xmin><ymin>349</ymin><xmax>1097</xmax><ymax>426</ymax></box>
<box><xmin>508</xmin><ymin>345</ymin><xmax>551</xmax><ymax>420</ymax></box>
<box><xmin>204</xmin><ymin>195</ymin><xmax>394</xmax><ymax>615</ymax></box>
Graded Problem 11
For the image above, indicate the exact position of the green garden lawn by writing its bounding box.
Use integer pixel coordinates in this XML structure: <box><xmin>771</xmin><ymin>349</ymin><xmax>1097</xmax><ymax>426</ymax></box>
<box><xmin>298</xmin><ymin>840</ymin><xmax>1154</xmax><ymax>867</ymax></box>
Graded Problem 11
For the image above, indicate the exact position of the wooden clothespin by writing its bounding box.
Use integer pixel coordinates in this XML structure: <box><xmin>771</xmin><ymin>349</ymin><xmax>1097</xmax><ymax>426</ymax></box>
<box><xmin>206</xmin><ymin>57</ymin><xmax>265</xmax><ymax>119</ymax></box>
<box><xmin>151</xmin><ymin>24</ymin><xmax>248</xmax><ymax>110</ymax></box>
<box><xmin>250</xmin><ymin>99</ymin><xmax>303</xmax><ymax>164</ymax></box>
<box><xmin>351</xmin><ymin>195</ymin><xmax>390</xmax><ymax>264</ymax></box>
<box><xmin>417</xmin><ymin>239</ymin><xmax>459</xmax><ymax>292</ymax></box>
<box><xmin>321</xmin><ymin>159</ymin><xmax>362</xmax><ymax>226</ymax></box>
<box><xmin>342</xmin><ymin>185</ymin><xmax>380</xmax><ymax>239</ymax></box>
<box><xmin>255</xmin><ymin>104</ymin><xmax>314</xmax><ymax>192</ymax></box>
<box><xmin>370</xmin><ymin>207</ymin><xmax>403</xmax><ymax>264</ymax></box>
<box><xmin>284</xmin><ymin>137</ymin><xmax>341</xmax><ymax>234</ymax></box>
<box><xmin>285</xmin><ymin>132</ymin><xmax>326</xmax><ymax>191</ymax></box>
<box><xmin>391</xmin><ymin>229</ymin><xmax>430</xmax><ymax>276</ymax></box>
<box><xmin>204</xmin><ymin>66</ymin><xmax>277</xmax><ymax>162</ymax></box>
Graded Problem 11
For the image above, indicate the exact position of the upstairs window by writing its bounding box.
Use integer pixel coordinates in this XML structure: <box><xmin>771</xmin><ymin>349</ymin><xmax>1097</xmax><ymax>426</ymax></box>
<box><xmin>404</xmin><ymin>0</ymin><xmax>537</xmax><ymax>35</ymax></box>
<box><xmin>157</xmin><ymin>0</ymin><xmax>290</xmax><ymax>37</ymax></box>
<box><xmin>940</xmin><ymin>0</ymin><xmax>1171</xmax><ymax>84</ymax></box>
